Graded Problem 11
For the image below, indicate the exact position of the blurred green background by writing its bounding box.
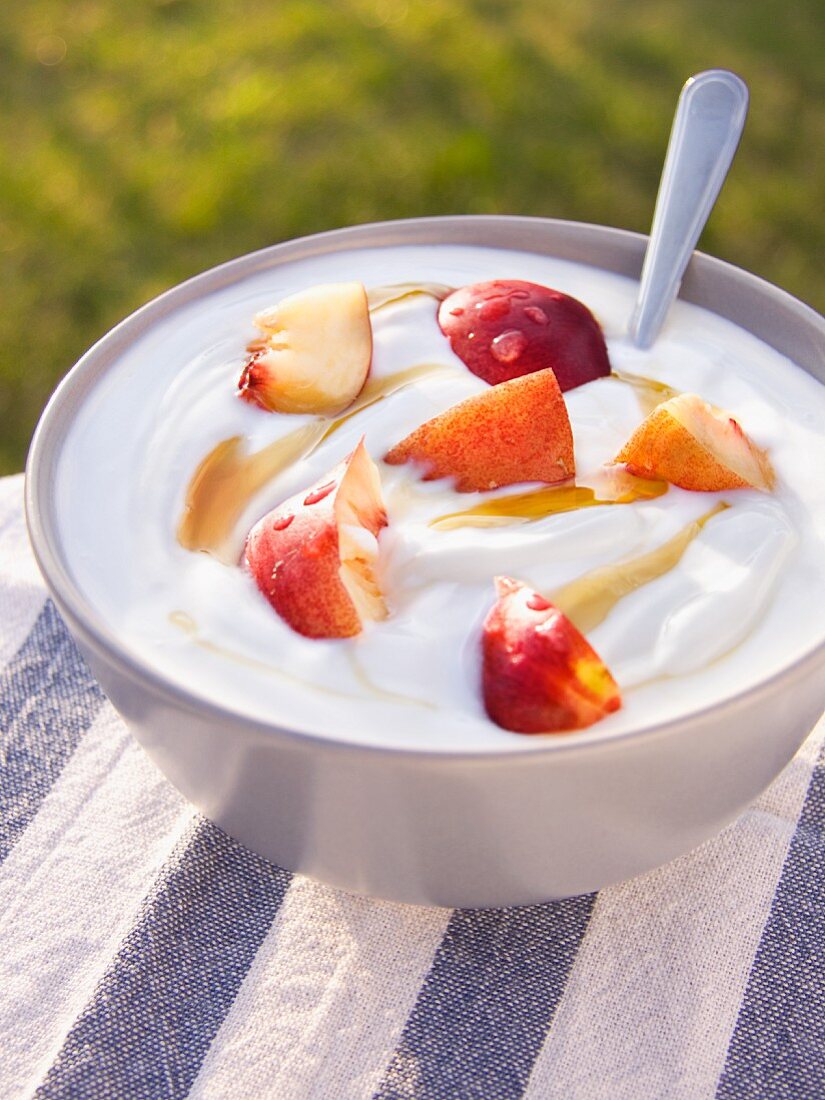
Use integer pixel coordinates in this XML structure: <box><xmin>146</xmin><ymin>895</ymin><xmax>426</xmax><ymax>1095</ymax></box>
<box><xmin>1</xmin><ymin>0</ymin><xmax>823</xmax><ymax>473</ymax></box>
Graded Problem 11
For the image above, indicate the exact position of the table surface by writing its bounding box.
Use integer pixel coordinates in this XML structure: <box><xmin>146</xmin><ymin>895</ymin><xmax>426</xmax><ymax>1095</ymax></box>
<box><xmin>1</xmin><ymin>472</ymin><xmax>823</xmax><ymax>1100</ymax></box>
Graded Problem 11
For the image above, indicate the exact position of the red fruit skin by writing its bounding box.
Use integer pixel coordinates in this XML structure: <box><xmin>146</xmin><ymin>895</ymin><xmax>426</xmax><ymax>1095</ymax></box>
<box><xmin>482</xmin><ymin>577</ymin><xmax>621</xmax><ymax>734</ymax></box>
<box><xmin>245</xmin><ymin>449</ymin><xmax>387</xmax><ymax>639</ymax></box>
<box><xmin>237</xmin><ymin>353</ymin><xmax>273</xmax><ymax>411</ymax></box>
<box><xmin>245</xmin><ymin>464</ymin><xmax>354</xmax><ymax>639</ymax></box>
<box><xmin>383</xmin><ymin>367</ymin><xmax>574</xmax><ymax>492</ymax></box>
<box><xmin>438</xmin><ymin>279</ymin><xmax>611</xmax><ymax>391</ymax></box>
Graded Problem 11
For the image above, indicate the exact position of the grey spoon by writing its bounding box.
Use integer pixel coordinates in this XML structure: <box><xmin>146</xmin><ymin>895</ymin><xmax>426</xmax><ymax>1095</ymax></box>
<box><xmin>629</xmin><ymin>69</ymin><xmax>749</xmax><ymax>349</ymax></box>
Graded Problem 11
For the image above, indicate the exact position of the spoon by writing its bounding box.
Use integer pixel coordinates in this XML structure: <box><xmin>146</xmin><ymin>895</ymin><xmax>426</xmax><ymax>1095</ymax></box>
<box><xmin>629</xmin><ymin>69</ymin><xmax>749</xmax><ymax>349</ymax></box>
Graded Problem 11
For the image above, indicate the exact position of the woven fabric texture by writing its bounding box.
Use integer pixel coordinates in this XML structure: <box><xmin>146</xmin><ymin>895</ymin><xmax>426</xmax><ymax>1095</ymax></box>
<box><xmin>2</xmin><ymin>473</ymin><xmax>823</xmax><ymax>1100</ymax></box>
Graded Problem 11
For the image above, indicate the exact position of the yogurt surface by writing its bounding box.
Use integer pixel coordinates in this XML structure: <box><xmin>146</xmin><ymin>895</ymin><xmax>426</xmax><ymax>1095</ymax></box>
<box><xmin>54</xmin><ymin>244</ymin><xmax>825</xmax><ymax>751</ymax></box>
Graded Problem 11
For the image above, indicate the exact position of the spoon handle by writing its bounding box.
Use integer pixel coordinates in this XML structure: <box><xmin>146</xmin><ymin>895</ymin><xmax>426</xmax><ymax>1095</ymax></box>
<box><xmin>629</xmin><ymin>69</ymin><xmax>749</xmax><ymax>349</ymax></box>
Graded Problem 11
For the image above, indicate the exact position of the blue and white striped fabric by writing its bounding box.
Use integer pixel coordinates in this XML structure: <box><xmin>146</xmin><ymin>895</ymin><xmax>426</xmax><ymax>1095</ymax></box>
<box><xmin>1</xmin><ymin>470</ymin><xmax>823</xmax><ymax>1100</ymax></box>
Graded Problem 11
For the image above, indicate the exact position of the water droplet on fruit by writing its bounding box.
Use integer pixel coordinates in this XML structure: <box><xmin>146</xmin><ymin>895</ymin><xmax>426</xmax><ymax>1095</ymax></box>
<box><xmin>304</xmin><ymin>481</ymin><xmax>336</xmax><ymax>506</ymax></box>
<box><xmin>523</xmin><ymin>306</ymin><xmax>548</xmax><ymax>325</ymax></box>
<box><xmin>272</xmin><ymin>513</ymin><xmax>294</xmax><ymax>530</ymax></box>
<box><xmin>478</xmin><ymin>297</ymin><xmax>511</xmax><ymax>322</ymax></box>
<box><xmin>490</xmin><ymin>329</ymin><xmax>527</xmax><ymax>364</ymax></box>
<box><xmin>527</xmin><ymin>593</ymin><xmax>552</xmax><ymax>611</ymax></box>
<box><xmin>449</xmin><ymin>307</ymin><xmax>464</xmax><ymax>316</ymax></box>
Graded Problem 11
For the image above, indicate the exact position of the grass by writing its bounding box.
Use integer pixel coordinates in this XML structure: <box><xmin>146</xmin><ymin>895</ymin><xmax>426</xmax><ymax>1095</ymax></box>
<box><xmin>1</xmin><ymin>0</ymin><xmax>822</xmax><ymax>473</ymax></box>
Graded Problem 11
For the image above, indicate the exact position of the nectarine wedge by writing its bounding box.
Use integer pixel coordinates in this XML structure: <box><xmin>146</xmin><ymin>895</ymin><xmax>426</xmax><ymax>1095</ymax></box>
<box><xmin>384</xmin><ymin>368</ymin><xmax>574</xmax><ymax>492</ymax></box>
<box><xmin>482</xmin><ymin>577</ymin><xmax>621</xmax><ymax>734</ymax></box>
<box><xmin>245</xmin><ymin>440</ymin><xmax>387</xmax><ymax>639</ymax></box>
<box><xmin>614</xmin><ymin>393</ymin><xmax>774</xmax><ymax>492</ymax></box>
<box><xmin>239</xmin><ymin>282</ymin><xmax>372</xmax><ymax>415</ymax></box>
<box><xmin>438</xmin><ymin>279</ymin><xmax>611</xmax><ymax>390</ymax></box>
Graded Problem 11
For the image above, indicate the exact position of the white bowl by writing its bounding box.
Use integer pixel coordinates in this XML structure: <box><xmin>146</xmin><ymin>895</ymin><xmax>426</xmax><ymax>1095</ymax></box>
<box><xmin>25</xmin><ymin>216</ymin><xmax>825</xmax><ymax>908</ymax></box>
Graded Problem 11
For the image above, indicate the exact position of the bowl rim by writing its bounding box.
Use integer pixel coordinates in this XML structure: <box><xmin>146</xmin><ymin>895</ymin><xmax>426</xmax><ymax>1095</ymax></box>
<box><xmin>24</xmin><ymin>213</ymin><xmax>825</xmax><ymax>762</ymax></box>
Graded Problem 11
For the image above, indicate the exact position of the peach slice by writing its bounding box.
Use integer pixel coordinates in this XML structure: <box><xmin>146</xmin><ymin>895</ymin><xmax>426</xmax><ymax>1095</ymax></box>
<box><xmin>383</xmin><ymin>368</ymin><xmax>575</xmax><ymax>492</ymax></box>
<box><xmin>482</xmin><ymin>577</ymin><xmax>621</xmax><ymax>734</ymax></box>
<box><xmin>239</xmin><ymin>282</ymin><xmax>372</xmax><ymax>415</ymax></box>
<box><xmin>245</xmin><ymin>440</ymin><xmax>388</xmax><ymax>639</ymax></box>
<box><xmin>438</xmin><ymin>279</ymin><xmax>611</xmax><ymax>390</ymax></box>
<box><xmin>614</xmin><ymin>393</ymin><xmax>775</xmax><ymax>492</ymax></box>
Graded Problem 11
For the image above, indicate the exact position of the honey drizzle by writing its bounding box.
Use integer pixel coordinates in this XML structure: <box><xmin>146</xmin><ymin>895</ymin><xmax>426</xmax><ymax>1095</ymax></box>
<box><xmin>177</xmin><ymin>362</ymin><xmax>449</xmax><ymax>561</ymax></box>
<box><xmin>367</xmin><ymin>282</ymin><xmax>454</xmax><ymax>312</ymax></box>
<box><xmin>549</xmin><ymin>502</ymin><xmax>729</xmax><ymax>633</ymax></box>
<box><xmin>430</xmin><ymin>470</ymin><xmax>668</xmax><ymax>531</ymax></box>
<box><xmin>169</xmin><ymin>611</ymin><xmax>435</xmax><ymax>708</ymax></box>
<box><xmin>318</xmin><ymin>361</ymin><xmax>445</xmax><ymax>442</ymax></box>
<box><xmin>169</xmin><ymin>611</ymin><xmax>362</xmax><ymax>700</ymax></box>
<box><xmin>177</xmin><ymin>422</ymin><xmax>326</xmax><ymax>563</ymax></box>
<box><xmin>610</xmin><ymin>370</ymin><xmax>680</xmax><ymax>415</ymax></box>
<box><xmin>345</xmin><ymin>649</ymin><xmax>436</xmax><ymax>710</ymax></box>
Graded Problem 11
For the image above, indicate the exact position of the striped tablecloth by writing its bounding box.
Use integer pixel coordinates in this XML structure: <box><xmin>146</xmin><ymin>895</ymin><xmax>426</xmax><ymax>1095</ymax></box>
<box><xmin>2</xmin><ymin>470</ymin><xmax>823</xmax><ymax>1099</ymax></box>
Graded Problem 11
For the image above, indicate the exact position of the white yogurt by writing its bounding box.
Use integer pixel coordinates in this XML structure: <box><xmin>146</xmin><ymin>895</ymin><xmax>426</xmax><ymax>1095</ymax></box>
<box><xmin>54</xmin><ymin>244</ymin><xmax>825</xmax><ymax>751</ymax></box>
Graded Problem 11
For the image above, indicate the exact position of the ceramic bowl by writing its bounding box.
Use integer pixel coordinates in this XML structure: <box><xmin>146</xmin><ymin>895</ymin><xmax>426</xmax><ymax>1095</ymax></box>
<box><xmin>25</xmin><ymin>216</ymin><xmax>825</xmax><ymax>907</ymax></box>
